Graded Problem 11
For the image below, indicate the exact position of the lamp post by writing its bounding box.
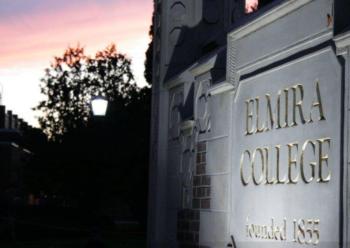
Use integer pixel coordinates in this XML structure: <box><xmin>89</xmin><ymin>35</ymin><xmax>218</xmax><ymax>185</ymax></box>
<box><xmin>87</xmin><ymin>96</ymin><xmax>109</xmax><ymax>246</ymax></box>
<box><xmin>91</xmin><ymin>96</ymin><xmax>108</xmax><ymax>117</ymax></box>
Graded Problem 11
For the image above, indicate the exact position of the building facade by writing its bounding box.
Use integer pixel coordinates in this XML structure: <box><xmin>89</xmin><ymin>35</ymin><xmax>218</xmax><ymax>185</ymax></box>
<box><xmin>148</xmin><ymin>0</ymin><xmax>350</xmax><ymax>247</ymax></box>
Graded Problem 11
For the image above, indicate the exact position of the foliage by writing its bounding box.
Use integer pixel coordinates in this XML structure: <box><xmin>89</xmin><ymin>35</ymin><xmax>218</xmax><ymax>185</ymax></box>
<box><xmin>27</xmin><ymin>43</ymin><xmax>151</xmax><ymax>228</ymax></box>
<box><xmin>144</xmin><ymin>4</ymin><xmax>155</xmax><ymax>85</ymax></box>
<box><xmin>25</xmin><ymin>86</ymin><xmax>151</xmax><ymax>227</ymax></box>
<box><xmin>35</xmin><ymin>44</ymin><xmax>138</xmax><ymax>140</ymax></box>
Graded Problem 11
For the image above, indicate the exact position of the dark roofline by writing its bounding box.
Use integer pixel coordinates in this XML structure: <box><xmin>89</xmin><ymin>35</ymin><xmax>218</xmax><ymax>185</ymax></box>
<box><xmin>228</xmin><ymin>0</ymin><xmax>288</xmax><ymax>34</ymax></box>
<box><xmin>164</xmin><ymin>45</ymin><xmax>227</xmax><ymax>85</ymax></box>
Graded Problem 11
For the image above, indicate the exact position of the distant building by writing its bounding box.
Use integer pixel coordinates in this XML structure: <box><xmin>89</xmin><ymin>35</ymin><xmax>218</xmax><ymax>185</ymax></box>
<box><xmin>0</xmin><ymin>106</ymin><xmax>32</xmax><ymax>195</ymax></box>
<box><xmin>0</xmin><ymin>104</ymin><xmax>46</xmax><ymax>239</ymax></box>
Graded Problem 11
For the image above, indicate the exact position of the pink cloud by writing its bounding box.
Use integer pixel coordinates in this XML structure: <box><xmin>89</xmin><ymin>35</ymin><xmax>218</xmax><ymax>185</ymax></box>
<box><xmin>0</xmin><ymin>1</ymin><xmax>152</xmax><ymax>67</ymax></box>
<box><xmin>245</xmin><ymin>0</ymin><xmax>259</xmax><ymax>13</ymax></box>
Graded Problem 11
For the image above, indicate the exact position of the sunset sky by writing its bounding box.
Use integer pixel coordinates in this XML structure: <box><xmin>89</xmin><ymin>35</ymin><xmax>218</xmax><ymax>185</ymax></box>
<box><xmin>0</xmin><ymin>0</ymin><xmax>153</xmax><ymax>126</ymax></box>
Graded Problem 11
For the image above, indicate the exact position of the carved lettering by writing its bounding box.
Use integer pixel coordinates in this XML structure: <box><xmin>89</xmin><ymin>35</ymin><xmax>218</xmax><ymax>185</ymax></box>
<box><xmin>244</xmin><ymin>81</ymin><xmax>325</xmax><ymax>136</ymax></box>
<box><xmin>309</xmin><ymin>81</ymin><xmax>326</xmax><ymax>122</ymax></box>
<box><xmin>287</xmin><ymin>142</ymin><xmax>299</xmax><ymax>184</ymax></box>
<box><xmin>245</xmin><ymin>99</ymin><xmax>255</xmax><ymax>135</ymax></box>
<box><xmin>300</xmin><ymin>140</ymin><xmax>316</xmax><ymax>183</ymax></box>
<box><xmin>240</xmin><ymin>138</ymin><xmax>332</xmax><ymax>186</ymax></box>
<box><xmin>291</xmin><ymin>84</ymin><xmax>306</xmax><ymax>126</ymax></box>
<box><xmin>240</xmin><ymin>150</ymin><xmax>251</xmax><ymax>186</ymax></box>
<box><xmin>317</xmin><ymin>138</ymin><xmax>331</xmax><ymax>182</ymax></box>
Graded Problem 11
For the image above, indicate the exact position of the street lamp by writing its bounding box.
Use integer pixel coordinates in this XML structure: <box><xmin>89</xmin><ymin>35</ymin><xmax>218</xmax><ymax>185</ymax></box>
<box><xmin>88</xmin><ymin>96</ymin><xmax>109</xmax><ymax>244</ymax></box>
<box><xmin>91</xmin><ymin>97</ymin><xmax>108</xmax><ymax>117</ymax></box>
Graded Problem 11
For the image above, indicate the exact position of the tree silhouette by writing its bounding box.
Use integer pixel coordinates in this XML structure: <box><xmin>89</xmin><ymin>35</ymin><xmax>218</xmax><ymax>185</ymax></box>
<box><xmin>28</xmin><ymin>43</ymin><xmax>151</xmax><ymax>229</ymax></box>
<box><xmin>35</xmin><ymin>44</ymin><xmax>138</xmax><ymax>140</ymax></box>
<box><xmin>144</xmin><ymin>2</ymin><xmax>154</xmax><ymax>85</ymax></box>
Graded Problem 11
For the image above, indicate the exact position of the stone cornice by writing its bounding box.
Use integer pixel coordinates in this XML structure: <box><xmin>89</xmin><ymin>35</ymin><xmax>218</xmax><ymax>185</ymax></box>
<box><xmin>334</xmin><ymin>31</ymin><xmax>350</xmax><ymax>56</ymax></box>
<box><xmin>228</xmin><ymin>0</ymin><xmax>312</xmax><ymax>41</ymax></box>
<box><xmin>209</xmin><ymin>82</ymin><xmax>234</xmax><ymax>96</ymax></box>
<box><xmin>189</xmin><ymin>54</ymin><xmax>218</xmax><ymax>78</ymax></box>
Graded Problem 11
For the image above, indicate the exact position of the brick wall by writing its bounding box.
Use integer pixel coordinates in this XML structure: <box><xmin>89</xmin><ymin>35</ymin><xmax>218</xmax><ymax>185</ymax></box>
<box><xmin>177</xmin><ymin>209</ymin><xmax>200</xmax><ymax>247</ymax></box>
<box><xmin>193</xmin><ymin>141</ymin><xmax>211</xmax><ymax>210</ymax></box>
<box><xmin>177</xmin><ymin>141</ymin><xmax>212</xmax><ymax>248</ymax></box>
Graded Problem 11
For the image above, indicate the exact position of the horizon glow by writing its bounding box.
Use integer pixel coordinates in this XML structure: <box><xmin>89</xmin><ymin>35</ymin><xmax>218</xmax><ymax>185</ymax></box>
<box><xmin>0</xmin><ymin>0</ymin><xmax>153</xmax><ymax>127</ymax></box>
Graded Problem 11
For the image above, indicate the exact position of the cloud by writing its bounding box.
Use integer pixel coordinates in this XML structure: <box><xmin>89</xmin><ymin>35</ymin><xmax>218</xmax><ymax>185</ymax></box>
<box><xmin>0</xmin><ymin>0</ymin><xmax>153</xmax><ymax>126</ymax></box>
<box><xmin>0</xmin><ymin>0</ymin><xmax>152</xmax><ymax>66</ymax></box>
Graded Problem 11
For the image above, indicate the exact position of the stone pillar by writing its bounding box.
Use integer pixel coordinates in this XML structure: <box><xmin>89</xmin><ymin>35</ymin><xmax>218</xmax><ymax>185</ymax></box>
<box><xmin>148</xmin><ymin>0</ymin><xmax>172</xmax><ymax>247</ymax></box>
<box><xmin>147</xmin><ymin>85</ymin><xmax>170</xmax><ymax>248</ymax></box>
<box><xmin>334</xmin><ymin>29</ymin><xmax>350</xmax><ymax>248</ymax></box>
